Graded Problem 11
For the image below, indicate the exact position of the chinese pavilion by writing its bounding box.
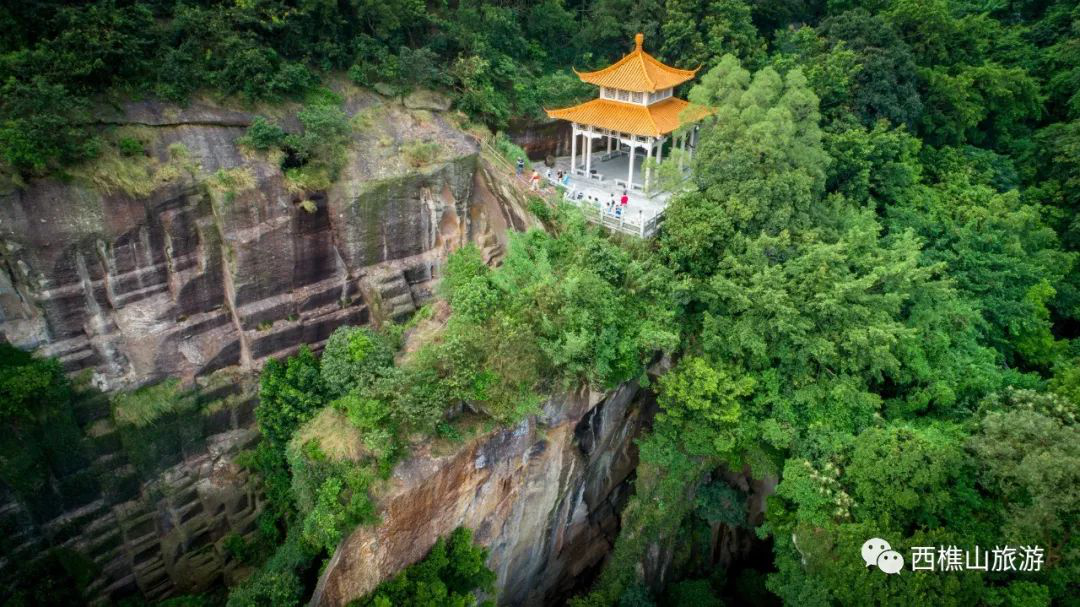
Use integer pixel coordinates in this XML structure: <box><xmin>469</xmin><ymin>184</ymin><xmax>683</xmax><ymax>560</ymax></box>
<box><xmin>546</xmin><ymin>33</ymin><xmax>706</xmax><ymax>192</ymax></box>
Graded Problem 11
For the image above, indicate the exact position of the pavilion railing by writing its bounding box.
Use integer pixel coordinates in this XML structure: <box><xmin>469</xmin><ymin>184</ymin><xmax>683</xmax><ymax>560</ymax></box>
<box><xmin>562</xmin><ymin>190</ymin><xmax>664</xmax><ymax>238</ymax></box>
<box><xmin>478</xmin><ymin>137</ymin><xmax>664</xmax><ymax>238</ymax></box>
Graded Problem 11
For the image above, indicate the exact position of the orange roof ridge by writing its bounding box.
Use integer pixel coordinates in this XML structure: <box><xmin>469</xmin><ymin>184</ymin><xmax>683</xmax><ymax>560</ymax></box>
<box><xmin>572</xmin><ymin>33</ymin><xmax>697</xmax><ymax>93</ymax></box>
<box><xmin>633</xmin><ymin>33</ymin><xmax>655</xmax><ymax>90</ymax></box>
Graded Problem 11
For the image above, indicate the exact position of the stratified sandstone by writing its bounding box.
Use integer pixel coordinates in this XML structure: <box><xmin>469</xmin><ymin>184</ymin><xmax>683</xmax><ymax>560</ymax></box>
<box><xmin>0</xmin><ymin>89</ymin><xmax>533</xmax><ymax>391</ymax></box>
<box><xmin>312</xmin><ymin>383</ymin><xmax>656</xmax><ymax>607</ymax></box>
<box><xmin>0</xmin><ymin>372</ymin><xmax>264</xmax><ymax>605</ymax></box>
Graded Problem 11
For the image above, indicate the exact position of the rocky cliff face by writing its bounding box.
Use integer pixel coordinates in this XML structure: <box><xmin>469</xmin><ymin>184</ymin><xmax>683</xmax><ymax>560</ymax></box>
<box><xmin>508</xmin><ymin>119</ymin><xmax>571</xmax><ymax>160</ymax></box>
<box><xmin>0</xmin><ymin>88</ymin><xmax>533</xmax><ymax>391</ymax></box>
<box><xmin>0</xmin><ymin>87</ymin><xmax>546</xmax><ymax>605</ymax></box>
<box><xmin>0</xmin><ymin>373</ymin><xmax>264</xmax><ymax>605</ymax></box>
<box><xmin>312</xmin><ymin>382</ymin><xmax>655</xmax><ymax>607</ymax></box>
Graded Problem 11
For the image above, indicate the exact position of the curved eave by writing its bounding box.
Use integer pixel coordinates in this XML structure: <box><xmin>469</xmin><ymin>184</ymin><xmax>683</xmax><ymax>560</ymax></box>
<box><xmin>546</xmin><ymin>98</ymin><xmax>710</xmax><ymax>138</ymax></box>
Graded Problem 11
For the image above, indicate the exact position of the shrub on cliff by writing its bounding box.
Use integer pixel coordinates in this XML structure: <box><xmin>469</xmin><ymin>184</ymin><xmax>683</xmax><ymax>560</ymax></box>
<box><xmin>0</xmin><ymin>343</ymin><xmax>71</xmax><ymax>421</ymax></box>
<box><xmin>226</xmin><ymin>569</ymin><xmax>303</xmax><ymax>607</ymax></box>
<box><xmin>257</xmin><ymin>346</ymin><xmax>326</xmax><ymax>452</ymax></box>
<box><xmin>226</xmin><ymin>529</ymin><xmax>318</xmax><ymax>607</ymax></box>
<box><xmin>321</xmin><ymin>326</ymin><xmax>395</xmax><ymax>399</ymax></box>
<box><xmin>402</xmin><ymin>141</ymin><xmax>442</xmax><ymax>168</ymax></box>
<box><xmin>351</xmin><ymin>527</ymin><xmax>496</xmax><ymax>607</ymax></box>
<box><xmin>237</xmin><ymin>102</ymin><xmax>351</xmax><ymax>192</ymax></box>
<box><xmin>110</xmin><ymin>379</ymin><xmax>204</xmax><ymax>477</ymax></box>
<box><xmin>237</xmin><ymin>117</ymin><xmax>287</xmax><ymax>151</ymax></box>
<box><xmin>437</xmin><ymin>220</ymin><xmax>679</xmax><ymax>419</ymax></box>
<box><xmin>0</xmin><ymin>344</ymin><xmax>89</xmax><ymax>514</ymax></box>
<box><xmin>285</xmin><ymin>435</ymin><xmax>379</xmax><ymax>553</ymax></box>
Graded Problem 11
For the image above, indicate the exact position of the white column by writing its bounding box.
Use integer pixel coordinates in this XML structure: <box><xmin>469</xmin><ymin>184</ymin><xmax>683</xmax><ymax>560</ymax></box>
<box><xmin>656</xmin><ymin>137</ymin><xmax>663</xmax><ymax>165</ymax></box>
<box><xmin>627</xmin><ymin>143</ymin><xmax>636</xmax><ymax>187</ymax></box>
<box><xmin>585</xmin><ymin>132</ymin><xmax>593</xmax><ymax>176</ymax></box>
<box><xmin>571</xmin><ymin>126</ymin><xmax>578</xmax><ymax>171</ymax></box>
<box><xmin>644</xmin><ymin>138</ymin><xmax>654</xmax><ymax>191</ymax></box>
<box><xmin>607</xmin><ymin>135</ymin><xmax>613</xmax><ymax>153</ymax></box>
<box><xmin>679</xmin><ymin>132</ymin><xmax>686</xmax><ymax>169</ymax></box>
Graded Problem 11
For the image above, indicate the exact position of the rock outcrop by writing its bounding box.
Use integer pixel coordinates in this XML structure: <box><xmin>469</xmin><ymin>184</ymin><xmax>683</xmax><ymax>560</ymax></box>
<box><xmin>0</xmin><ymin>88</ymin><xmax>534</xmax><ymax>391</ymax></box>
<box><xmin>0</xmin><ymin>86</ymin><xmax>548</xmax><ymax>605</ymax></box>
<box><xmin>0</xmin><ymin>85</ymin><xmax>665</xmax><ymax>607</ymax></box>
<box><xmin>312</xmin><ymin>382</ymin><xmax>656</xmax><ymax>607</ymax></box>
<box><xmin>508</xmin><ymin>119</ymin><xmax>571</xmax><ymax>160</ymax></box>
<box><xmin>0</xmin><ymin>372</ymin><xmax>263</xmax><ymax>605</ymax></box>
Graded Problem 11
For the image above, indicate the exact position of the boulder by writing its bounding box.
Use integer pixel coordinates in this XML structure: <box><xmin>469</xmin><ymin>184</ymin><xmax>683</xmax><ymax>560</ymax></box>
<box><xmin>373</xmin><ymin>82</ymin><xmax>399</xmax><ymax>97</ymax></box>
<box><xmin>404</xmin><ymin>88</ymin><xmax>453</xmax><ymax>112</ymax></box>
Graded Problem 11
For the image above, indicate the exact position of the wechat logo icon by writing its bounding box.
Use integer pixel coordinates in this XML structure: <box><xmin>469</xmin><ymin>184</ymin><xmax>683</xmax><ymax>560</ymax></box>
<box><xmin>862</xmin><ymin>538</ymin><xmax>904</xmax><ymax>574</ymax></box>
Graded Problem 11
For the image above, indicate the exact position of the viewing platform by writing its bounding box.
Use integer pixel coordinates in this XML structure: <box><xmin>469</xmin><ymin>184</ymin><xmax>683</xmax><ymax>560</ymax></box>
<box><xmin>541</xmin><ymin>32</ymin><xmax>707</xmax><ymax>238</ymax></box>
<box><xmin>546</xmin><ymin>150</ymin><xmax>674</xmax><ymax>238</ymax></box>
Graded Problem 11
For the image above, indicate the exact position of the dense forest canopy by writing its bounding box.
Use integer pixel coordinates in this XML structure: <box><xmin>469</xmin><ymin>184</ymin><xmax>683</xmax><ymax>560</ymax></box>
<box><xmin>2</xmin><ymin>0</ymin><xmax>1080</xmax><ymax>606</ymax></box>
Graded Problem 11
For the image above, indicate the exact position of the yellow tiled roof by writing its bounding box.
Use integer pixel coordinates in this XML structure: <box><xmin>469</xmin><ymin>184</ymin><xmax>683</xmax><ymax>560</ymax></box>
<box><xmin>574</xmin><ymin>33</ymin><xmax>698</xmax><ymax>93</ymax></box>
<box><xmin>545</xmin><ymin>97</ymin><xmax>710</xmax><ymax>138</ymax></box>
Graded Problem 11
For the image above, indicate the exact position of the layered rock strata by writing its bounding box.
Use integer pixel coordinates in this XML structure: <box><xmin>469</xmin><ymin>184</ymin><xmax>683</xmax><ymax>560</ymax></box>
<box><xmin>0</xmin><ymin>90</ymin><xmax>532</xmax><ymax>391</ymax></box>
<box><xmin>0</xmin><ymin>374</ymin><xmax>262</xmax><ymax>605</ymax></box>
<box><xmin>0</xmin><ymin>87</ymin><xmax>540</xmax><ymax>604</ymax></box>
<box><xmin>312</xmin><ymin>382</ymin><xmax>656</xmax><ymax>607</ymax></box>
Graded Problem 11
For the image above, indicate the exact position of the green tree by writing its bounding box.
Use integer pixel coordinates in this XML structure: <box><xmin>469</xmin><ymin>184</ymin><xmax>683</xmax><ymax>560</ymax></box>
<box><xmin>0</xmin><ymin>77</ymin><xmax>98</xmax><ymax>171</ymax></box>
<box><xmin>769</xmin><ymin>26</ymin><xmax>861</xmax><ymax>126</ymax></box>
<box><xmin>0</xmin><ymin>343</ymin><xmax>71</xmax><ymax>421</ymax></box>
<box><xmin>662</xmin><ymin>579</ymin><xmax>722</xmax><ymax>607</ymax></box>
<box><xmin>970</xmin><ymin>389</ymin><xmax>1080</xmax><ymax>570</ymax></box>
<box><xmin>0</xmin><ymin>344</ymin><xmax>90</xmax><ymax>517</ymax></box>
<box><xmin>765</xmin><ymin>421</ymin><xmax>991</xmax><ymax>607</ymax></box>
<box><xmin>916</xmin><ymin>63</ymin><xmax>1041</xmax><ymax>148</ymax></box>
<box><xmin>822</xmin><ymin>120</ymin><xmax>922</xmax><ymax>209</ymax></box>
<box><xmin>226</xmin><ymin>569</ymin><xmax>303</xmax><ymax>607</ymax></box>
<box><xmin>883</xmin><ymin>149</ymin><xmax>1075</xmax><ymax>369</ymax></box>
<box><xmin>353</xmin><ymin>527</ymin><xmax>495</xmax><ymax>607</ymax></box>
<box><xmin>687</xmin><ymin>57</ymin><xmax>828</xmax><ymax>236</ymax></box>
<box><xmin>256</xmin><ymin>346</ymin><xmax>325</xmax><ymax>451</ymax></box>
<box><xmin>320</xmin><ymin>326</ymin><xmax>395</xmax><ymax>399</ymax></box>
<box><xmin>655</xmin><ymin>356</ymin><xmax>755</xmax><ymax>459</ymax></box>
<box><xmin>577</xmin><ymin>0</ymin><xmax>666</xmax><ymax>63</ymax></box>
<box><xmin>660</xmin><ymin>0</ymin><xmax>765</xmax><ymax>69</ymax></box>
<box><xmin>818</xmin><ymin>9</ymin><xmax>924</xmax><ymax>128</ymax></box>
<box><xmin>1038</xmin><ymin>2</ymin><xmax>1080</xmax><ymax>120</ymax></box>
<box><xmin>662</xmin><ymin>55</ymin><xmax>829</xmax><ymax>276</ymax></box>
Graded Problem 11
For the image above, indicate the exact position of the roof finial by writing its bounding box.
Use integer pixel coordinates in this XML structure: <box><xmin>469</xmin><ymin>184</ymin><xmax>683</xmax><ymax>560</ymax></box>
<box><xmin>635</xmin><ymin>33</ymin><xmax>644</xmax><ymax>51</ymax></box>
